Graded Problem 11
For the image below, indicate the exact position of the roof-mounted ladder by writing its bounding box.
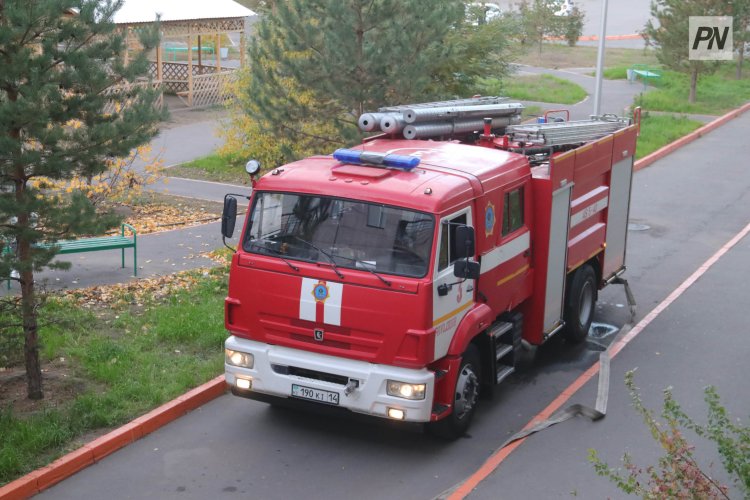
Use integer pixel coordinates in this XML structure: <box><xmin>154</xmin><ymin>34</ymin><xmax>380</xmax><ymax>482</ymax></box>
<box><xmin>505</xmin><ymin>115</ymin><xmax>631</xmax><ymax>147</ymax></box>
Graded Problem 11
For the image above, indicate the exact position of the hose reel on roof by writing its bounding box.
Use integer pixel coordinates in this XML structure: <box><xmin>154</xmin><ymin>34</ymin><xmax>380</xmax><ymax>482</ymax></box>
<box><xmin>358</xmin><ymin>96</ymin><xmax>524</xmax><ymax>140</ymax></box>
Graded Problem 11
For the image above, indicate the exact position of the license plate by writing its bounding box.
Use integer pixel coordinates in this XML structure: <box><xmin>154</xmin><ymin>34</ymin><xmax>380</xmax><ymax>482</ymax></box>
<box><xmin>291</xmin><ymin>384</ymin><xmax>340</xmax><ymax>406</ymax></box>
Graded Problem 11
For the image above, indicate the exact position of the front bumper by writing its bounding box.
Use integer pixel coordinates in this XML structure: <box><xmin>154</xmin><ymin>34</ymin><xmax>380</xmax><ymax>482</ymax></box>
<box><xmin>224</xmin><ymin>336</ymin><xmax>435</xmax><ymax>422</ymax></box>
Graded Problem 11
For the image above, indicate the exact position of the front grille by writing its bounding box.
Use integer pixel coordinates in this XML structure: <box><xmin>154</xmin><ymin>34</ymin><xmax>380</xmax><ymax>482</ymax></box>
<box><xmin>272</xmin><ymin>364</ymin><xmax>349</xmax><ymax>386</ymax></box>
<box><xmin>261</xmin><ymin>316</ymin><xmax>382</xmax><ymax>360</ymax></box>
<box><xmin>290</xmin><ymin>333</ymin><xmax>351</xmax><ymax>350</ymax></box>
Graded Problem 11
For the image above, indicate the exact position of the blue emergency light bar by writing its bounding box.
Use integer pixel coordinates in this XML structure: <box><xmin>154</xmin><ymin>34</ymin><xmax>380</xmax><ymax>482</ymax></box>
<box><xmin>333</xmin><ymin>148</ymin><xmax>420</xmax><ymax>171</ymax></box>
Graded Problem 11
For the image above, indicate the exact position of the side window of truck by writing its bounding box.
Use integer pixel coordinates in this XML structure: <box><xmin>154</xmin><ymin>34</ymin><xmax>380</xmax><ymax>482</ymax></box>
<box><xmin>438</xmin><ymin>213</ymin><xmax>467</xmax><ymax>272</ymax></box>
<box><xmin>502</xmin><ymin>188</ymin><xmax>524</xmax><ymax>236</ymax></box>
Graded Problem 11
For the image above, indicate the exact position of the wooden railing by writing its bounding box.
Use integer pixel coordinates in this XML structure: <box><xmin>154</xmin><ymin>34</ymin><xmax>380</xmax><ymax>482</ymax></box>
<box><xmin>175</xmin><ymin>71</ymin><xmax>238</xmax><ymax>108</ymax></box>
<box><xmin>102</xmin><ymin>79</ymin><xmax>163</xmax><ymax>116</ymax></box>
<box><xmin>149</xmin><ymin>61</ymin><xmax>219</xmax><ymax>94</ymax></box>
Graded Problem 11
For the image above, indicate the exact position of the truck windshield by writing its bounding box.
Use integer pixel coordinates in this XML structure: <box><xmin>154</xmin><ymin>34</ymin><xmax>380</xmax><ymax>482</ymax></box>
<box><xmin>243</xmin><ymin>192</ymin><xmax>435</xmax><ymax>278</ymax></box>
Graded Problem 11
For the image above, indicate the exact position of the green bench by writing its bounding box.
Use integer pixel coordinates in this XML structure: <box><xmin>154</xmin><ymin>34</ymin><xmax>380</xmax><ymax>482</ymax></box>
<box><xmin>164</xmin><ymin>45</ymin><xmax>215</xmax><ymax>62</ymax></box>
<box><xmin>4</xmin><ymin>223</ymin><xmax>137</xmax><ymax>289</ymax></box>
<box><xmin>628</xmin><ymin>64</ymin><xmax>661</xmax><ymax>89</ymax></box>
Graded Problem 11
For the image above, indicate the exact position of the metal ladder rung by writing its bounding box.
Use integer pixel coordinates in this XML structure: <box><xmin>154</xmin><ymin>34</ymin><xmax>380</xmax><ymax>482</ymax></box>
<box><xmin>496</xmin><ymin>365</ymin><xmax>515</xmax><ymax>384</ymax></box>
<box><xmin>489</xmin><ymin>322</ymin><xmax>513</xmax><ymax>339</ymax></box>
<box><xmin>495</xmin><ymin>344</ymin><xmax>513</xmax><ymax>361</ymax></box>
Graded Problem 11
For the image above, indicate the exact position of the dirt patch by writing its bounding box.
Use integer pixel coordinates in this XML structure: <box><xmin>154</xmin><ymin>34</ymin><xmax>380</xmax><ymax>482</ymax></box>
<box><xmin>160</xmin><ymin>98</ymin><xmax>229</xmax><ymax>130</ymax></box>
<box><xmin>0</xmin><ymin>361</ymin><xmax>82</xmax><ymax>417</ymax></box>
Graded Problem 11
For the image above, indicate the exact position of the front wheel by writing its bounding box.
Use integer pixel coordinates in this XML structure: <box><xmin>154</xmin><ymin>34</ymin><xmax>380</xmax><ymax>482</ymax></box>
<box><xmin>563</xmin><ymin>264</ymin><xmax>597</xmax><ymax>343</ymax></box>
<box><xmin>428</xmin><ymin>344</ymin><xmax>481</xmax><ymax>439</ymax></box>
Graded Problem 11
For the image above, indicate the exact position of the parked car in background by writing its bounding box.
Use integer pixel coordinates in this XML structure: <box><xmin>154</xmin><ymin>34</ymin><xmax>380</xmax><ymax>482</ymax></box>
<box><xmin>466</xmin><ymin>2</ymin><xmax>503</xmax><ymax>25</ymax></box>
<box><xmin>552</xmin><ymin>0</ymin><xmax>574</xmax><ymax>16</ymax></box>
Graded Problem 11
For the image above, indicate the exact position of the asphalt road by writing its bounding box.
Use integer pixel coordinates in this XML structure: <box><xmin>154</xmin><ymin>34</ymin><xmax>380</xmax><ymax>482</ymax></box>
<box><xmin>38</xmin><ymin>107</ymin><xmax>750</xmax><ymax>498</ymax></box>
<box><xmin>493</xmin><ymin>0</ymin><xmax>651</xmax><ymax>48</ymax></box>
<box><xmin>514</xmin><ymin>64</ymin><xmax>638</xmax><ymax>118</ymax></box>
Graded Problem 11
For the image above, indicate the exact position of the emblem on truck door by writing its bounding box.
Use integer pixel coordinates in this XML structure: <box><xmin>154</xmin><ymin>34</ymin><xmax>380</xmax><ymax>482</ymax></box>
<box><xmin>485</xmin><ymin>201</ymin><xmax>496</xmax><ymax>237</ymax></box>
<box><xmin>314</xmin><ymin>328</ymin><xmax>324</xmax><ymax>341</ymax></box>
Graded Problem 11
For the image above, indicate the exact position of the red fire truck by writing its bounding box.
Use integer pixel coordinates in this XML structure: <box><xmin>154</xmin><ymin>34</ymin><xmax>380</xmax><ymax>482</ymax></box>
<box><xmin>221</xmin><ymin>97</ymin><xmax>639</xmax><ymax>437</ymax></box>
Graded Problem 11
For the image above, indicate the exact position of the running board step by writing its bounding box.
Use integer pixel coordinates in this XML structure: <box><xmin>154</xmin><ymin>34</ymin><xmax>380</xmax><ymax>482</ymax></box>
<box><xmin>496</xmin><ymin>365</ymin><xmax>515</xmax><ymax>384</ymax></box>
<box><xmin>495</xmin><ymin>343</ymin><xmax>513</xmax><ymax>362</ymax></box>
<box><xmin>489</xmin><ymin>321</ymin><xmax>513</xmax><ymax>340</ymax></box>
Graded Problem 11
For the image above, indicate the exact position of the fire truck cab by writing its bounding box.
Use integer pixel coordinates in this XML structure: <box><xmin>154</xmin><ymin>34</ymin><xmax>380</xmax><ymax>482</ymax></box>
<box><xmin>222</xmin><ymin>98</ymin><xmax>639</xmax><ymax>438</ymax></box>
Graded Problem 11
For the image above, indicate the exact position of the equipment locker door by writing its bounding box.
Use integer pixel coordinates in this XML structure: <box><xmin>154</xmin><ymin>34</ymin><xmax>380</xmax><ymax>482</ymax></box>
<box><xmin>543</xmin><ymin>183</ymin><xmax>574</xmax><ymax>333</ymax></box>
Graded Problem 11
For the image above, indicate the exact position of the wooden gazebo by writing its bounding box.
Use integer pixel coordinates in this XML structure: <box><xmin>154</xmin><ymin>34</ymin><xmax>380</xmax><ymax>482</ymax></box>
<box><xmin>114</xmin><ymin>0</ymin><xmax>257</xmax><ymax>108</ymax></box>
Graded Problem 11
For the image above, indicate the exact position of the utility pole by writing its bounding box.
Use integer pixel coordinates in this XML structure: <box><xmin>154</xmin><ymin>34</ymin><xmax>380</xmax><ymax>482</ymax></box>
<box><xmin>593</xmin><ymin>0</ymin><xmax>609</xmax><ymax>116</ymax></box>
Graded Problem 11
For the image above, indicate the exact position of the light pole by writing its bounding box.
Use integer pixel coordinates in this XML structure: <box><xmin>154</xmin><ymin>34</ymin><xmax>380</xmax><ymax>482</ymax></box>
<box><xmin>593</xmin><ymin>0</ymin><xmax>609</xmax><ymax>116</ymax></box>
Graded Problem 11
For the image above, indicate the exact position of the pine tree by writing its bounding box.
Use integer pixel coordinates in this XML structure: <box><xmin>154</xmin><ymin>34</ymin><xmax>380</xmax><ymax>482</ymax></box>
<box><xmin>644</xmin><ymin>0</ymin><xmax>729</xmax><ymax>103</ymax></box>
<box><xmin>244</xmin><ymin>0</ymin><xmax>491</xmax><ymax>159</ymax></box>
<box><xmin>518</xmin><ymin>0</ymin><xmax>561</xmax><ymax>54</ymax></box>
<box><xmin>0</xmin><ymin>0</ymin><xmax>164</xmax><ymax>399</ymax></box>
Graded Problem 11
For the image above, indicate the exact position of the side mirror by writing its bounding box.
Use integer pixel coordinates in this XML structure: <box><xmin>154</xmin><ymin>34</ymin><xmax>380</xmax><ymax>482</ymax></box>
<box><xmin>221</xmin><ymin>195</ymin><xmax>238</xmax><ymax>238</ymax></box>
<box><xmin>454</xmin><ymin>225</ymin><xmax>475</xmax><ymax>259</ymax></box>
<box><xmin>454</xmin><ymin>259</ymin><xmax>480</xmax><ymax>280</ymax></box>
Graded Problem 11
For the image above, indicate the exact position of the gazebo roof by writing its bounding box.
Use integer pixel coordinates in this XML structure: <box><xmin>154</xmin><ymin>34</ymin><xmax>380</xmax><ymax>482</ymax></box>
<box><xmin>113</xmin><ymin>0</ymin><xmax>256</xmax><ymax>25</ymax></box>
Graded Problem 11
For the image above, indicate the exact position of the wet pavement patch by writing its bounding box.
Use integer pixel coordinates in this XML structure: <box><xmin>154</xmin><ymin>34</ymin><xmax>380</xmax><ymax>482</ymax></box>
<box><xmin>586</xmin><ymin>322</ymin><xmax>620</xmax><ymax>351</ymax></box>
<box><xmin>628</xmin><ymin>223</ymin><xmax>651</xmax><ymax>232</ymax></box>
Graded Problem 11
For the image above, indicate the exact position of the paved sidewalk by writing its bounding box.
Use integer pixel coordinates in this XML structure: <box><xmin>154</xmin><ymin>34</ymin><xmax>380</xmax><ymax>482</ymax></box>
<box><xmin>513</xmin><ymin>64</ymin><xmax>642</xmax><ymax>119</ymax></box>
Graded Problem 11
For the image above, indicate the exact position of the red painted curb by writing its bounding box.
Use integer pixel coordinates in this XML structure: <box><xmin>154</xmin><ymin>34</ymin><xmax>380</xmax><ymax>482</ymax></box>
<box><xmin>34</xmin><ymin>447</ymin><xmax>95</xmax><ymax>493</ymax></box>
<box><xmin>634</xmin><ymin>102</ymin><xmax>750</xmax><ymax>172</ymax></box>
<box><xmin>0</xmin><ymin>470</ymin><xmax>41</xmax><ymax>500</ymax></box>
<box><xmin>546</xmin><ymin>33</ymin><xmax>642</xmax><ymax>42</ymax></box>
<box><xmin>580</xmin><ymin>33</ymin><xmax>642</xmax><ymax>41</ymax></box>
<box><xmin>0</xmin><ymin>375</ymin><xmax>226</xmax><ymax>499</ymax></box>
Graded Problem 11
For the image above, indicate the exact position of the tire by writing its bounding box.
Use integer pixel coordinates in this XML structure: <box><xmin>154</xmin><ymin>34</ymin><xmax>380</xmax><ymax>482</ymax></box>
<box><xmin>563</xmin><ymin>264</ymin><xmax>596</xmax><ymax>343</ymax></box>
<box><xmin>429</xmin><ymin>344</ymin><xmax>481</xmax><ymax>439</ymax></box>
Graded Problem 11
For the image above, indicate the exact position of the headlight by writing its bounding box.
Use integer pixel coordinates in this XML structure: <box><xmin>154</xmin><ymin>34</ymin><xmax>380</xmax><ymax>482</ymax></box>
<box><xmin>225</xmin><ymin>348</ymin><xmax>254</xmax><ymax>368</ymax></box>
<box><xmin>386</xmin><ymin>380</ymin><xmax>426</xmax><ymax>400</ymax></box>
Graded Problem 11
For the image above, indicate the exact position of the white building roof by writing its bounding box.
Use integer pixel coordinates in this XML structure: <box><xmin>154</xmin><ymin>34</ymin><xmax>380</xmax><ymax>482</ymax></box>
<box><xmin>113</xmin><ymin>0</ymin><xmax>256</xmax><ymax>24</ymax></box>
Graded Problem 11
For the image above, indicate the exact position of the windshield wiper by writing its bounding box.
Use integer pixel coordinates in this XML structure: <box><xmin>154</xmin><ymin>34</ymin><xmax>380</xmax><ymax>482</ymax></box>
<box><xmin>292</xmin><ymin>236</ymin><xmax>345</xmax><ymax>280</ymax></box>
<box><xmin>332</xmin><ymin>254</ymin><xmax>392</xmax><ymax>287</ymax></box>
<box><xmin>249</xmin><ymin>241</ymin><xmax>300</xmax><ymax>272</ymax></box>
<box><xmin>355</xmin><ymin>260</ymin><xmax>392</xmax><ymax>287</ymax></box>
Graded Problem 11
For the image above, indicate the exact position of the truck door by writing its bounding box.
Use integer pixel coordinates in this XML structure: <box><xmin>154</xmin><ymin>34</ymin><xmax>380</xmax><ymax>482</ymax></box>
<box><xmin>478</xmin><ymin>184</ymin><xmax>532</xmax><ymax>311</ymax></box>
<box><xmin>433</xmin><ymin>207</ymin><xmax>475</xmax><ymax>359</ymax></box>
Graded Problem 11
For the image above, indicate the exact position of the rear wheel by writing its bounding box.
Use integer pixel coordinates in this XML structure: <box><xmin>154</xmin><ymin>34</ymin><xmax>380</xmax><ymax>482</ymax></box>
<box><xmin>429</xmin><ymin>344</ymin><xmax>481</xmax><ymax>439</ymax></box>
<box><xmin>564</xmin><ymin>264</ymin><xmax>596</xmax><ymax>343</ymax></box>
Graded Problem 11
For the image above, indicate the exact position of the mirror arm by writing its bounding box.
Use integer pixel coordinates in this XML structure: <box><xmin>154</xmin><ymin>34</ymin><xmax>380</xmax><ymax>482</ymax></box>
<box><xmin>223</xmin><ymin>236</ymin><xmax>237</xmax><ymax>253</ymax></box>
<box><xmin>225</xmin><ymin>193</ymin><xmax>251</xmax><ymax>201</ymax></box>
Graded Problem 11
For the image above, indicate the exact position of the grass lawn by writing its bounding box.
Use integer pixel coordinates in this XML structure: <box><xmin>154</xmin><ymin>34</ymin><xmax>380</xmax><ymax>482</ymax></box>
<box><xmin>635</xmin><ymin>113</ymin><xmax>703</xmax><ymax>160</ymax></box>
<box><xmin>168</xmin><ymin>154</ymin><xmax>248</xmax><ymax>184</ymax></box>
<box><xmin>634</xmin><ymin>65</ymin><xmax>750</xmax><ymax>115</ymax></box>
<box><xmin>481</xmin><ymin>74</ymin><xmax>587</xmax><ymax>105</ymax></box>
<box><xmin>519</xmin><ymin>43</ymin><xmax>658</xmax><ymax>69</ymax></box>
<box><xmin>0</xmin><ymin>265</ymin><xmax>229</xmax><ymax>485</ymax></box>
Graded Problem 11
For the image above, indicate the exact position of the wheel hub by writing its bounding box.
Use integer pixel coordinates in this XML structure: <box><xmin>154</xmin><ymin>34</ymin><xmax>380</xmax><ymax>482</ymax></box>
<box><xmin>454</xmin><ymin>364</ymin><xmax>479</xmax><ymax>420</ymax></box>
<box><xmin>579</xmin><ymin>280</ymin><xmax>593</xmax><ymax>326</ymax></box>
